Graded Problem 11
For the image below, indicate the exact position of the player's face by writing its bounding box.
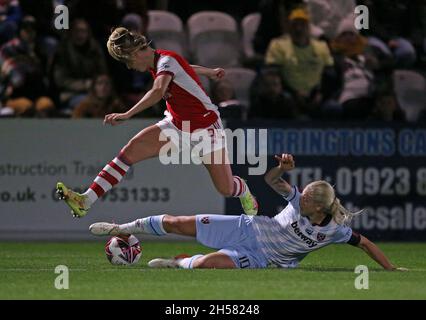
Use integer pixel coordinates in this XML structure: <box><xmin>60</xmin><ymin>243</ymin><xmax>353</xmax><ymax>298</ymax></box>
<box><xmin>71</xmin><ymin>20</ymin><xmax>90</xmax><ymax>46</ymax></box>
<box><xmin>300</xmin><ymin>187</ymin><xmax>321</xmax><ymax>217</ymax></box>
<box><xmin>126</xmin><ymin>49</ymin><xmax>152</xmax><ymax>72</ymax></box>
<box><xmin>289</xmin><ymin>19</ymin><xmax>309</xmax><ymax>40</ymax></box>
<box><xmin>94</xmin><ymin>75</ymin><xmax>112</xmax><ymax>99</ymax></box>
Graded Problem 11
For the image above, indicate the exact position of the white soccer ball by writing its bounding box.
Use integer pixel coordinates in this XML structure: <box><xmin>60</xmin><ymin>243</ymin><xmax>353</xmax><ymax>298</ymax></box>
<box><xmin>105</xmin><ymin>235</ymin><xmax>142</xmax><ymax>265</ymax></box>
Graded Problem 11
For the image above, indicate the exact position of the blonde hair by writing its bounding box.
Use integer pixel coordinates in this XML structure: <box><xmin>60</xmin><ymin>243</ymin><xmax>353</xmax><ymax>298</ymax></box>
<box><xmin>305</xmin><ymin>180</ymin><xmax>364</xmax><ymax>225</ymax></box>
<box><xmin>107</xmin><ymin>27</ymin><xmax>150</xmax><ymax>63</ymax></box>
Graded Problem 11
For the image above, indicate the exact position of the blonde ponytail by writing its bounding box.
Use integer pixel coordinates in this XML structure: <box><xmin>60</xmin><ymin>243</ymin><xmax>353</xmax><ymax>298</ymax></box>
<box><xmin>328</xmin><ymin>196</ymin><xmax>364</xmax><ymax>225</ymax></box>
<box><xmin>305</xmin><ymin>180</ymin><xmax>364</xmax><ymax>226</ymax></box>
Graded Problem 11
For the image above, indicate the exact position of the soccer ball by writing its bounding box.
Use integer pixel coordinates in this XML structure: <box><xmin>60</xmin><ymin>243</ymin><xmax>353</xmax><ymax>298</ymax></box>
<box><xmin>105</xmin><ymin>235</ymin><xmax>142</xmax><ymax>265</ymax></box>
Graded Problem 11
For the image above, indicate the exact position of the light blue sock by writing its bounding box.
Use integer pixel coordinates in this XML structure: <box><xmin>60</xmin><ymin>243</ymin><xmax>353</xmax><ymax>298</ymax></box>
<box><xmin>119</xmin><ymin>215</ymin><xmax>167</xmax><ymax>236</ymax></box>
<box><xmin>177</xmin><ymin>254</ymin><xmax>204</xmax><ymax>269</ymax></box>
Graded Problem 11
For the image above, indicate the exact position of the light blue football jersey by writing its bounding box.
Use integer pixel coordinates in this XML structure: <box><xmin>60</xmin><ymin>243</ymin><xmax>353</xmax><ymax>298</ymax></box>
<box><xmin>252</xmin><ymin>186</ymin><xmax>353</xmax><ymax>268</ymax></box>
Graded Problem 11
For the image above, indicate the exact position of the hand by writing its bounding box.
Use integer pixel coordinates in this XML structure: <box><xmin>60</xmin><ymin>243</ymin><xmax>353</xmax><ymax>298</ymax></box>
<box><xmin>104</xmin><ymin>112</ymin><xmax>130</xmax><ymax>126</ymax></box>
<box><xmin>209</xmin><ymin>68</ymin><xmax>225</xmax><ymax>80</ymax></box>
<box><xmin>274</xmin><ymin>153</ymin><xmax>295</xmax><ymax>171</ymax></box>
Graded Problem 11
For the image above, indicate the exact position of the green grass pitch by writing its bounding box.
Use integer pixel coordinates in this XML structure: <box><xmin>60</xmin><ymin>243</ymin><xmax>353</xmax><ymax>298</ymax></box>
<box><xmin>1</xmin><ymin>242</ymin><xmax>425</xmax><ymax>299</ymax></box>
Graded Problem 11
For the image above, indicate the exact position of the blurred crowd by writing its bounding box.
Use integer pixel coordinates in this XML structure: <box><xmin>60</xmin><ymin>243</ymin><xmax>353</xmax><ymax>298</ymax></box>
<box><xmin>0</xmin><ymin>0</ymin><xmax>425</xmax><ymax>122</ymax></box>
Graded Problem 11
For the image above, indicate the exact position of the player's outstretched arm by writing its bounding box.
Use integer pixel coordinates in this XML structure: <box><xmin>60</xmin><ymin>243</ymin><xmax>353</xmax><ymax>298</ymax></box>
<box><xmin>104</xmin><ymin>74</ymin><xmax>172</xmax><ymax>126</ymax></box>
<box><xmin>264</xmin><ymin>153</ymin><xmax>295</xmax><ymax>198</ymax></box>
<box><xmin>357</xmin><ymin>235</ymin><xmax>408</xmax><ymax>271</ymax></box>
<box><xmin>190</xmin><ymin>65</ymin><xmax>225</xmax><ymax>80</ymax></box>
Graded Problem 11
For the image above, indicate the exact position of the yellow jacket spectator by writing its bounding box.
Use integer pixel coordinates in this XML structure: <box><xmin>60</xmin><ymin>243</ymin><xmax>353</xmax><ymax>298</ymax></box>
<box><xmin>265</xmin><ymin>8</ymin><xmax>333</xmax><ymax>97</ymax></box>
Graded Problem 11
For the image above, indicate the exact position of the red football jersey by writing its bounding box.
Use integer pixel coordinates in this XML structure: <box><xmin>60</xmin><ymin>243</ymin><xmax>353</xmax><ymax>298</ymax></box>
<box><xmin>150</xmin><ymin>49</ymin><xmax>219</xmax><ymax>132</ymax></box>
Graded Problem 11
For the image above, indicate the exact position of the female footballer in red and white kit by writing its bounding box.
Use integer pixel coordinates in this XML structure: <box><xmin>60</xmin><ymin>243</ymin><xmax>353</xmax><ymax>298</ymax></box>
<box><xmin>56</xmin><ymin>27</ymin><xmax>258</xmax><ymax>218</ymax></box>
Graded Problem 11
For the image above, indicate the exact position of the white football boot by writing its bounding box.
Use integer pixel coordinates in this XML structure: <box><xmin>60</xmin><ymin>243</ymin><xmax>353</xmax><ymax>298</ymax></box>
<box><xmin>89</xmin><ymin>222</ymin><xmax>124</xmax><ymax>236</ymax></box>
<box><xmin>148</xmin><ymin>254</ymin><xmax>190</xmax><ymax>268</ymax></box>
<box><xmin>147</xmin><ymin>258</ymin><xmax>179</xmax><ymax>268</ymax></box>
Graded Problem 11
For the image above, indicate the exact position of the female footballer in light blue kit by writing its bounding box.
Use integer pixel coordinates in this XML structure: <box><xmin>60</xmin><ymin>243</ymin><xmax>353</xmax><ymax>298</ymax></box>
<box><xmin>89</xmin><ymin>154</ymin><xmax>406</xmax><ymax>271</ymax></box>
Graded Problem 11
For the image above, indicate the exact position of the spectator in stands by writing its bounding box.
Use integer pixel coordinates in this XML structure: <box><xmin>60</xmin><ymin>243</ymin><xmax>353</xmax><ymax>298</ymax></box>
<box><xmin>0</xmin><ymin>0</ymin><xmax>22</xmax><ymax>45</ymax></box>
<box><xmin>0</xmin><ymin>15</ymin><xmax>54</xmax><ymax>117</ymax></box>
<box><xmin>330</xmin><ymin>16</ymin><xmax>374</xmax><ymax>120</ymax></box>
<box><xmin>358</xmin><ymin>0</ymin><xmax>424</xmax><ymax>68</ymax></box>
<box><xmin>19</xmin><ymin>0</ymin><xmax>58</xmax><ymax>73</ymax></box>
<box><xmin>211</xmin><ymin>79</ymin><xmax>246</xmax><ymax>120</ymax></box>
<box><xmin>1</xmin><ymin>15</ymin><xmax>52</xmax><ymax>74</ymax></box>
<box><xmin>265</xmin><ymin>8</ymin><xmax>334</xmax><ymax>116</ymax></box>
<box><xmin>52</xmin><ymin>18</ymin><xmax>107</xmax><ymax>111</ymax></box>
<box><xmin>72</xmin><ymin>74</ymin><xmax>125</xmax><ymax>118</ymax></box>
<box><xmin>249</xmin><ymin>67</ymin><xmax>297</xmax><ymax>119</ymax></box>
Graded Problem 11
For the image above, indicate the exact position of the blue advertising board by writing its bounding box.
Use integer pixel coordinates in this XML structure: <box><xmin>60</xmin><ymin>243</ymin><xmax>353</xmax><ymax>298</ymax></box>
<box><xmin>226</xmin><ymin>121</ymin><xmax>426</xmax><ymax>241</ymax></box>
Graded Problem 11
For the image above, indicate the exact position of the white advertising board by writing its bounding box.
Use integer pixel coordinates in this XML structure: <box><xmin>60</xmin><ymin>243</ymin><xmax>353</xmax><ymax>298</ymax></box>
<box><xmin>0</xmin><ymin>119</ymin><xmax>225</xmax><ymax>240</ymax></box>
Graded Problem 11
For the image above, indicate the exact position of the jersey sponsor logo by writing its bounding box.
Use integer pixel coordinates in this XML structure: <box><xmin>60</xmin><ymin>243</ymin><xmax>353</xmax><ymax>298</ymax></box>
<box><xmin>317</xmin><ymin>232</ymin><xmax>326</xmax><ymax>241</ymax></box>
<box><xmin>291</xmin><ymin>221</ymin><xmax>318</xmax><ymax>248</ymax></box>
<box><xmin>201</xmin><ymin>217</ymin><xmax>210</xmax><ymax>224</ymax></box>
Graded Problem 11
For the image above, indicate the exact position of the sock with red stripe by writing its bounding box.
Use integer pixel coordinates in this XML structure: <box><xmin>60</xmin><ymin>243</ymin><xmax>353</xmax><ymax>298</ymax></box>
<box><xmin>83</xmin><ymin>151</ymin><xmax>132</xmax><ymax>206</ymax></box>
<box><xmin>232</xmin><ymin>176</ymin><xmax>248</xmax><ymax>198</ymax></box>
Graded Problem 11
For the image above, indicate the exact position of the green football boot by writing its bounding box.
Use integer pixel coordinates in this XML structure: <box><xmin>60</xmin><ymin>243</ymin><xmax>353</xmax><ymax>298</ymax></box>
<box><xmin>240</xmin><ymin>184</ymin><xmax>259</xmax><ymax>215</ymax></box>
<box><xmin>56</xmin><ymin>182</ymin><xmax>89</xmax><ymax>218</ymax></box>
